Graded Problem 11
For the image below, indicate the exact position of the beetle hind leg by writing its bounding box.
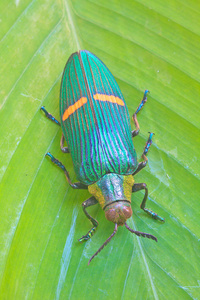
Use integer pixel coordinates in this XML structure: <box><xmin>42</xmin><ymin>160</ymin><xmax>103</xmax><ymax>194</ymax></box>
<box><xmin>132</xmin><ymin>90</ymin><xmax>149</xmax><ymax>137</ymax></box>
<box><xmin>79</xmin><ymin>197</ymin><xmax>99</xmax><ymax>242</ymax></box>
<box><xmin>132</xmin><ymin>183</ymin><xmax>164</xmax><ymax>222</ymax></box>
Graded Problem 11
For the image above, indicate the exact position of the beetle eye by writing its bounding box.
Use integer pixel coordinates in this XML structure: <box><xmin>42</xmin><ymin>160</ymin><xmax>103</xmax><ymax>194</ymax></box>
<box><xmin>105</xmin><ymin>208</ymin><xmax>116</xmax><ymax>223</ymax></box>
<box><xmin>123</xmin><ymin>206</ymin><xmax>132</xmax><ymax>219</ymax></box>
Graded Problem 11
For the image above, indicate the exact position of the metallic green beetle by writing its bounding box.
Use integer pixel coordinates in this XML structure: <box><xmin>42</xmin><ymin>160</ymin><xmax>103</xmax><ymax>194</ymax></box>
<box><xmin>41</xmin><ymin>50</ymin><xmax>164</xmax><ymax>264</ymax></box>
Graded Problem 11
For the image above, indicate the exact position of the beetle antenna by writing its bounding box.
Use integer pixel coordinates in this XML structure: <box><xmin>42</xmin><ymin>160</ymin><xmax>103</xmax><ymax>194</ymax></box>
<box><xmin>88</xmin><ymin>223</ymin><xmax>118</xmax><ymax>265</ymax></box>
<box><xmin>124</xmin><ymin>222</ymin><xmax>157</xmax><ymax>242</ymax></box>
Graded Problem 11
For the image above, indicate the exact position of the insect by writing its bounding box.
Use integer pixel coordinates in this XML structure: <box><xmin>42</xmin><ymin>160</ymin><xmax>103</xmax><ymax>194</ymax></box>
<box><xmin>41</xmin><ymin>50</ymin><xmax>164</xmax><ymax>264</ymax></box>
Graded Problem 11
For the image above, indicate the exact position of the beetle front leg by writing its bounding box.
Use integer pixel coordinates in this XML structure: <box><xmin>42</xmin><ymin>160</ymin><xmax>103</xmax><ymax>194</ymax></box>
<box><xmin>46</xmin><ymin>152</ymin><xmax>87</xmax><ymax>189</ymax></box>
<box><xmin>133</xmin><ymin>132</ymin><xmax>154</xmax><ymax>176</ymax></box>
<box><xmin>79</xmin><ymin>196</ymin><xmax>99</xmax><ymax>242</ymax></box>
<box><xmin>132</xmin><ymin>183</ymin><xmax>164</xmax><ymax>222</ymax></box>
<box><xmin>132</xmin><ymin>90</ymin><xmax>149</xmax><ymax>137</ymax></box>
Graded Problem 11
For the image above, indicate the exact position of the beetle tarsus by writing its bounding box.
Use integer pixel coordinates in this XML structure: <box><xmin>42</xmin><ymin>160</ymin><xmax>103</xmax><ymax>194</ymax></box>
<box><xmin>132</xmin><ymin>183</ymin><xmax>164</xmax><ymax>222</ymax></box>
<box><xmin>143</xmin><ymin>132</ymin><xmax>154</xmax><ymax>156</ymax></box>
<box><xmin>45</xmin><ymin>152</ymin><xmax>66</xmax><ymax>172</ymax></box>
<box><xmin>45</xmin><ymin>152</ymin><xmax>87</xmax><ymax>189</ymax></box>
<box><xmin>79</xmin><ymin>197</ymin><xmax>99</xmax><ymax>242</ymax></box>
<box><xmin>40</xmin><ymin>106</ymin><xmax>61</xmax><ymax>126</ymax></box>
<box><xmin>78</xmin><ymin>227</ymin><xmax>97</xmax><ymax>242</ymax></box>
<box><xmin>143</xmin><ymin>208</ymin><xmax>165</xmax><ymax>222</ymax></box>
<box><xmin>143</xmin><ymin>89</ymin><xmax>149</xmax><ymax>100</ymax></box>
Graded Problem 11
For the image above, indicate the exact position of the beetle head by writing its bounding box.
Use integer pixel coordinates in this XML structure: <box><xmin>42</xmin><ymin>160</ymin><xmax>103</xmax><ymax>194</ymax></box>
<box><xmin>105</xmin><ymin>201</ymin><xmax>132</xmax><ymax>226</ymax></box>
<box><xmin>88</xmin><ymin>173</ymin><xmax>134</xmax><ymax>225</ymax></box>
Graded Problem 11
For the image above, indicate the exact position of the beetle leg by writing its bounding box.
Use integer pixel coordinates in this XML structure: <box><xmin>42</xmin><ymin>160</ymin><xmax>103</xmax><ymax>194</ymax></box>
<box><xmin>41</xmin><ymin>107</ymin><xmax>69</xmax><ymax>153</ymax></box>
<box><xmin>60</xmin><ymin>133</ymin><xmax>69</xmax><ymax>153</ymax></box>
<box><xmin>132</xmin><ymin>90</ymin><xmax>149</xmax><ymax>137</ymax></box>
<box><xmin>132</xmin><ymin>183</ymin><xmax>165</xmax><ymax>222</ymax></box>
<box><xmin>133</xmin><ymin>132</ymin><xmax>154</xmax><ymax>176</ymax></box>
<box><xmin>40</xmin><ymin>106</ymin><xmax>60</xmax><ymax>126</ymax></box>
<box><xmin>45</xmin><ymin>152</ymin><xmax>87</xmax><ymax>189</ymax></box>
<box><xmin>79</xmin><ymin>196</ymin><xmax>99</xmax><ymax>242</ymax></box>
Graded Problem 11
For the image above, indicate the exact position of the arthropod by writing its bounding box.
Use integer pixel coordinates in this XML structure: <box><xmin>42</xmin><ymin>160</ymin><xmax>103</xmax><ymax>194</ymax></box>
<box><xmin>41</xmin><ymin>50</ymin><xmax>164</xmax><ymax>264</ymax></box>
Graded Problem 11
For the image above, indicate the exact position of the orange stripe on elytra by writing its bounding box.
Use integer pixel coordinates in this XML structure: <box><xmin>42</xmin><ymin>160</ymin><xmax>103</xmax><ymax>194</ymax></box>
<box><xmin>62</xmin><ymin>97</ymin><xmax>87</xmax><ymax>121</ymax></box>
<box><xmin>93</xmin><ymin>93</ymin><xmax>124</xmax><ymax>106</ymax></box>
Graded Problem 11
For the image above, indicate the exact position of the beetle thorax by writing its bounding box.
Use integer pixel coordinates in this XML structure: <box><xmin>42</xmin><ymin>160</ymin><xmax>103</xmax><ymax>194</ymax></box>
<box><xmin>88</xmin><ymin>173</ymin><xmax>134</xmax><ymax>226</ymax></box>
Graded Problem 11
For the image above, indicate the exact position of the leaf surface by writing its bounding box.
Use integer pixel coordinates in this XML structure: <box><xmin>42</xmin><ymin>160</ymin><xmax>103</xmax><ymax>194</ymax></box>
<box><xmin>0</xmin><ymin>0</ymin><xmax>199</xmax><ymax>299</ymax></box>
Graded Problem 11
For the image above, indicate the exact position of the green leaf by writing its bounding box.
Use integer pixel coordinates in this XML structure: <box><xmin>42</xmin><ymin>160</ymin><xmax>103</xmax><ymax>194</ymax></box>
<box><xmin>0</xmin><ymin>0</ymin><xmax>199</xmax><ymax>299</ymax></box>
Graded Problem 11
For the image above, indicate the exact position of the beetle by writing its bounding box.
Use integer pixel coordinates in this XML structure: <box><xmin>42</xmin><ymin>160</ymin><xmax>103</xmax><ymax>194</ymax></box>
<box><xmin>41</xmin><ymin>50</ymin><xmax>164</xmax><ymax>264</ymax></box>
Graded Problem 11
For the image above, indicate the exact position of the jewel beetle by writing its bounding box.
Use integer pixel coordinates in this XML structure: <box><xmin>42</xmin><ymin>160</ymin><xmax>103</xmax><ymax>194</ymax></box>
<box><xmin>41</xmin><ymin>50</ymin><xmax>164</xmax><ymax>265</ymax></box>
